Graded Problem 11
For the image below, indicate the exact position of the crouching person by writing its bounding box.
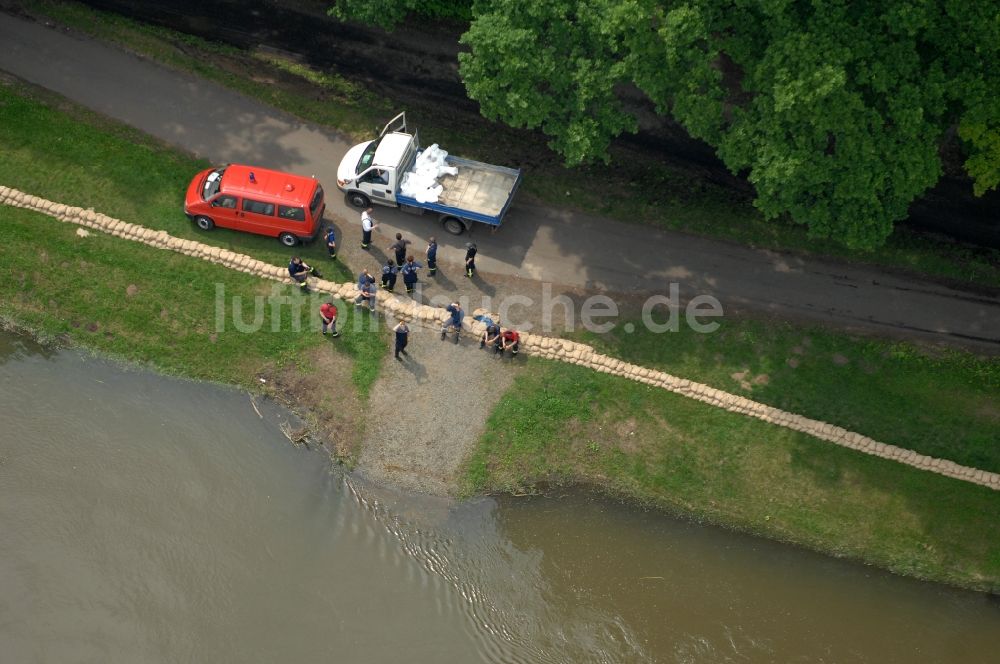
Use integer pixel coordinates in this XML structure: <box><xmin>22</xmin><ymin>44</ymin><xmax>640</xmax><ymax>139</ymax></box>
<box><xmin>480</xmin><ymin>320</ymin><xmax>501</xmax><ymax>351</ymax></box>
<box><xmin>319</xmin><ymin>301</ymin><xmax>339</xmax><ymax>337</ymax></box>
<box><xmin>498</xmin><ymin>328</ymin><xmax>520</xmax><ymax>357</ymax></box>
<box><xmin>289</xmin><ymin>256</ymin><xmax>320</xmax><ymax>293</ymax></box>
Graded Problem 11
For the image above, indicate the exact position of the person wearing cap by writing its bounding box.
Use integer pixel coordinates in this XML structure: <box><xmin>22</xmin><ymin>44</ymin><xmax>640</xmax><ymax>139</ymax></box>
<box><xmin>387</xmin><ymin>233</ymin><xmax>411</xmax><ymax>267</ymax></box>
<box><xmin>426</xmin><ymin>237</ymin><xmax>438</xmax><ymax>276</ymax></box>
<box><xmin>440</xmin><ymin>301</ymin><xmax>463</xmax><ymax>343</ymax></box>
<box><xmin>288</xmin><ymin>256</ymin><xmax>320</xmax><ymax>293</ymax></box>
<box><xmin>319</xmin><ymin>301</ymin><xmax>339</xmax><ymax>337</ymax></box>
<box><xmin>400</xmin><ymin>255</ymin><xmax>423</xmax><ymax>294</ymax></box>
<box><xmin>325</xmin><ymin>226</ymin><xmax>337</xmax><ymax>260</ymax></box>
<box><xmin>381</xmin><ymin>259</ymin><xmax>398</xmax><ymax>292</ymax></box>
<box><xmin>464</xmin><ymin>242</ymin><xmax>477</xmax><ymax>278</ymax></box>
<box><xmin>393</xmin><ymin>320</ymin><xmax>409</xmax><ymax>360</ymax></box>
<box><xmin>360</xmin><ymin>207</ymin><xmax>378</xmax><ymax>249</ymax></box>
<box><xmin>499</xmin><ymin>328</ymin><xmax>520</xmax><ymax>357</ymax></box>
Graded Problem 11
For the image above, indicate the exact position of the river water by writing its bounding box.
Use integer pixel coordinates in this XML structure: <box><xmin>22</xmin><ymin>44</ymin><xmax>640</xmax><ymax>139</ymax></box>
<box><xmin>1</xmin><ymin>332</ymin><xmax>997</xmax><ymax>663</ymax></box>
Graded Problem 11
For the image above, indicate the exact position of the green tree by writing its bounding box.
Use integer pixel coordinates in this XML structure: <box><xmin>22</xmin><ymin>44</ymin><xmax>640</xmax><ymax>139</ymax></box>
<box><xmin>335</xmin><ymin>0</ymin><xmax>1000</xmax><ymax>250</ymax></box>
<box><xmin>458</xmin><ymin>1</ymin><xmax>637</xmax><ymax>165</ymax></box>
<box><xmin>961</xmin><ymin>121</ymin><xmax>1000</xmax><ymax>197</ymax></box>
<box><xmin>328</xmin><ymin>0</ymin><xmax>471</xmax><ymax>29</ymax></box>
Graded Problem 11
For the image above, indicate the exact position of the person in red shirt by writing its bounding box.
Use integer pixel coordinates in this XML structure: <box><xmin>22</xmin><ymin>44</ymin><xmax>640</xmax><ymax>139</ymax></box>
<box><xmin>319</xmin><ymin>301</ymin><xmax>339</xmax><ymax>337</ymax></box>
<box><xmin>498</xmin><ymin>329</ymin><xmax>519</xmax><ymax>357</ymax></box>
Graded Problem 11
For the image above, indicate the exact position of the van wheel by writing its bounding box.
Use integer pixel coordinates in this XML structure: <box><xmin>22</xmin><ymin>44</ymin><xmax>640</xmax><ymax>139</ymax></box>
<box><xmin>194</xmin><ymin>215</ymin><xmax>215</xmax><ymax>231</ymax></box>
<box><xmin>278</xmin><ymin>232</ymin><xmax>299</xmax><ymax>247</ymax></box>
<box><xmin>441</xmin><ymin>216</ymin><xmax>466</xmax><ymax>235</ymax></box>
<box><xmin>347</xmin><ymin>192</ymin><xmax>371</xmax><ymax>209</ymax></box>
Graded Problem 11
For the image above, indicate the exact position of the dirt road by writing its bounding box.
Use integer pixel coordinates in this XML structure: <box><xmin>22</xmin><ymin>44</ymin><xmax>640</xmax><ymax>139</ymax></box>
<box><xmin>1</xmin><ymin>11</ymin><xmax>999</xmax><ymax>350</ymax></box>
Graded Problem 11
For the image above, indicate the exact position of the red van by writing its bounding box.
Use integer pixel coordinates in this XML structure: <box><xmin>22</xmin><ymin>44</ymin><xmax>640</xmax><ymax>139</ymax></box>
<box><xmin>184</xmin><ymin>164</ymin><xmax>325</xmax><ymax>246</ymax></box>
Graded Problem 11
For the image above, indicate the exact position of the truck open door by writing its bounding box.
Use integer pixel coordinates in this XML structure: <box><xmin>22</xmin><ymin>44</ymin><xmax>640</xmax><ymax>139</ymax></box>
<box><xmin>379</xmin><ymin>112</ymin><xmax>407</xmax><ymax>138</ymax></box>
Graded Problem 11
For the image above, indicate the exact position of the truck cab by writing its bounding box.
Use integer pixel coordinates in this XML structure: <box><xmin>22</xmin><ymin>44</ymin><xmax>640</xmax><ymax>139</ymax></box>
<box><xmin>337</xmin><ymin>113</ymin><xmax>416</xmax><ymax>209</ymax></box>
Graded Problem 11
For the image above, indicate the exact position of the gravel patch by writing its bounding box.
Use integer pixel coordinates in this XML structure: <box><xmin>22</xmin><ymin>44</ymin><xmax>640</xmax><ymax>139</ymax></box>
<box><xmin>354</xmin><ymin>323</ymin><xmax>518</xmax><ymax>495</ymax></box>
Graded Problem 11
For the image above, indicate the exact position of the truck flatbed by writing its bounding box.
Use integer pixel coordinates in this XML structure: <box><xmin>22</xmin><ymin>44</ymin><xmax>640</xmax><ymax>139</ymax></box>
<box><xmin>397</xmin><ymin>154</ymin><xmax>522</xmax><ymax>227</ymax></box>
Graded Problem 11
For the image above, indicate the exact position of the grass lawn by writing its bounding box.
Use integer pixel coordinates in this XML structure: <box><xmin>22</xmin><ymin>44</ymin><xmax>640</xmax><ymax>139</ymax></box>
<box><xmin>0</xmin><ymin>81</ymin><xmax>387</xmax><ymax>397</ymax></box>
<box><xmin>0</xmin><ymin>204</ymin><xmax>386</xmax><ymax>395</ymax></box>
<box><xmin>464</xmin><ymin>358</ymin><xmax>1000</xmax><ymax>592</ymax></box>
<box><xmin>22</xmin><ymin>0</ymin><xmax>1000</xmax><ymax>288</ymax></box>
<box><xmin>574</xmin><ymin>318</ymin><xmax>1000</xmax><ymax>473</ymax></box>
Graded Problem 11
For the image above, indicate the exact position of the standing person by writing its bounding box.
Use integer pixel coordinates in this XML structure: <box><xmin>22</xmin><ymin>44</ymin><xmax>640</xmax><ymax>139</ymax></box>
<box><xmin>381</xmin><ymin>259</ymin><xmax>398</xmax><ymax>292</ymax></box>
<box><xmin>360</xmin><ymin>207</ymin><xmax>378</xmax><ymax>250</ymax></box>
<box><xmin>319</xmin><ymin>301</ymin><xmax>339</xmax><ymax>337</ymax></box>
<box><xmin>499</xmin><ymin>328</ymin><xmax>520</xmax><ymax>357</ymax></box>
<box><xmin>324</xmin><ymin>225</ymin><xmax>337</xmax><ymax>260</ymax></box>
<box><xmin>426</xmin><ymin>236</ymin><xmax>438</xmax><ymax>276</ymax></box>
<box><xmin>393</xmin><ymin>320</ymin><xmax>409</xmax><ymax>360</ymax></box>
<box><xmin>480</xmin><ymin>319</ymin><xmax>501</xmax><ymax>350</ymax></box>
<box><xmin>400</xmin><ymin>255</ymin><xmax>423</xmax><ymax>294</ymax></box>
<box><xmin>288</xmin><ymin>256</ymin><xmax>320</xmax><ymax>293</ymax></box>
<box><xmin>354</xmin><ymin>271</ymin><xmax>377</xmax><ymax>311</ymax></box>
<box><xmin>464</xmin><ymin>242</ymin><xmax>477</xmax><ymax>278</ymax></box>
<box><xmin>387</xmin><ymin>233</ymin><xmax>411</xmax><ymax>268</ymax></box>
<box><xmin>440</xmin><ymin>301</ymin><xmax>464</xmax><ymax>343</ymax></box>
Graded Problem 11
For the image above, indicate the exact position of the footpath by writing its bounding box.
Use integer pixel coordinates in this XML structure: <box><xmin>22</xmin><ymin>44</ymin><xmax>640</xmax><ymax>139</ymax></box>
<box><xmin>1</xmin><ymin>11</ymin><xmax>999</xmax><ymax>350</ymax></box>
<box><xmin>3</xmin><ymin>184</ymin><xmax>998</xmax><ymax>493</ymax></box>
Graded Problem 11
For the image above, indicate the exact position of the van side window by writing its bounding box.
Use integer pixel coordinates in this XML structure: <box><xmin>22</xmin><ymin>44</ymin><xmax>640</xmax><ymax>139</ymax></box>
<box><xmin>361</xmin><ymin>169</ymin><xmax>389</xmax><ymax>185</ymax></box>
<box><xmin>212</xmin><ymin>195</ymin><xmax>237</xmax><ymax>209</ymax></box>
<box><xmin>279</xmin><ymin>205</ymin><xmax>306</xmax><ymax>221</ymax></box>
<box><xmin>243</xmin><ymin>198</ymin><xmax>275</xmax><ymax>216</ymax></box>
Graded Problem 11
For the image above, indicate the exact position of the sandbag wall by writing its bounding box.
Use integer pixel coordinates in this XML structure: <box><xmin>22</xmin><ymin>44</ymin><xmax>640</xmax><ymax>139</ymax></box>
<box><xmin>1</xmin><ymin>185</ymin><xmax>997</xmax><ymax>491</ymax></box>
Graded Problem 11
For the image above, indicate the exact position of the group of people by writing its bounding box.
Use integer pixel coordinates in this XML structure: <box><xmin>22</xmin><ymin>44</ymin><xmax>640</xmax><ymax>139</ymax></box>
<box><xmin>315</xmin><ymin>294</ymin><xmax>518</xmax><ymax>362</ymax></box>
<box><xmin>439</xmin><ymin>302</ymin><xmax>520</xmax><ymax>357</ymax></box>
<box><xmin>321</xmin><ymin>207</ymin><xmax>477</xmax><ymax>270</ymax></box>
<box><xmin>296</xmin><ymin>205</ymin><xmax>516</xmax><ymax>360</ymax></box>
<box><xmin>360</xmin><ymin>207</ymin><xmax>476</xmax><ymax>278</ymax></box>
<box><xmin>478</xmin><ymin>317</ymin><xmax>520</xmax><ymax>357</ymax></box>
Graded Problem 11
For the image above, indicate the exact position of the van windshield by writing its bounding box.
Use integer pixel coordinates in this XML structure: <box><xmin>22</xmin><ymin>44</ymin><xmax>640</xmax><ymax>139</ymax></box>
<box><xmin>202</xmin><ymin>167</ymin><xmax>226</xmax><ymax>199</ymax></box>
<box><xmin>355</xmin><ymin>139</ymin><xmax>381</xmax><ymax>174</ymax></box>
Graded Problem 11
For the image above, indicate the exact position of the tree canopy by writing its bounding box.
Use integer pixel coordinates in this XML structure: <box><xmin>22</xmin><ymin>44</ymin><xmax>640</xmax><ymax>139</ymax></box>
<box><xmin>332</xmin><ymin>0</ymin><xmax>1000</xmax><ymax>250</ymax></box>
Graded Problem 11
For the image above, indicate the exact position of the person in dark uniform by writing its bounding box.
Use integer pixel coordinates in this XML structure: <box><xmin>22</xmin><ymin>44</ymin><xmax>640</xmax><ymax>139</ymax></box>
<box><xmin>441</xmin><ymin>301</ymin><xmax>463</xmax><ymax>343</ymax></box>
<box><xmin>480</xmin><ymin>320</ymin><xmax>501</xmax><ymax>350</ymax></box>
<box><xmin>426</xmin><ymin>237</ymin><xmax>438</xmax><ymax>276</ymax></box>
<box><xmin>400</xmin><ymin>255</ymin><xmax>423</xmax><ymax>294</ymax></box>
<box><xmin>288</xmin><ymin>256</ymin><xmax>320</xmax><ymax>293</ymax></box>
<box><xmin>387</xmin><ymin>233</ymin><xmax>411</xmax><ymax>268</ymax></box>
<box><xmin>465</xmin><ymin>242</ymin><xmax>477</xmax><ymax>278</ymax></box>
<box><xmin>393</xmin><ymin>320</ymin><xmax>409</xmax><ymax>360</ymax></box>
<box><xmin>354</xmin><ymin>271</ymin><xmax>377</xmax><ymax>311</ymax></box>
<box><xmin>325</xmin><ymin>226</ymin><xmax>337</xmax><ymax>259</ymax></box>
<box><xmin>381</xmin><ymin>259</ymin><xmax>398</xmax><ymax>292</ymax></box>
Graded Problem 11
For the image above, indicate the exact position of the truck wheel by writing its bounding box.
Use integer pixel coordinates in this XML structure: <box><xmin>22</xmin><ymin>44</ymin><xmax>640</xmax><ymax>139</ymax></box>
<box><xmin>441</xmin><ymin>216</ymin><xmax>466</xmax><ymax>235</ymax></box>
<box><xmin>347</xmin><ymin>192</ymin><xmax>371</xmax><ymax>209</ymax></box>
<box><xmin>194</xmin><ymin>215</ymin><xmax>215</xmax><ymax>231</ymax></box>
<box><xmin>278</xmin><ymin>232</ymin><xmax>299</xmax><ymax>247</ymax></box>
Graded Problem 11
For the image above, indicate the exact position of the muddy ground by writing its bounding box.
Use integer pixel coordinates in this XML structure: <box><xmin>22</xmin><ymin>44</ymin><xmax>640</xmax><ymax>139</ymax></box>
<box><xmin>69</xmin><ymin>0</ymin><xmax>1000</xmax><ymax>247</ymax></box>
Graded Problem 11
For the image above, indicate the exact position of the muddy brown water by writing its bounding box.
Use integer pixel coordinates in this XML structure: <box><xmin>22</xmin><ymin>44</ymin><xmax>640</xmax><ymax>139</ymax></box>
<box><xmin>1</xmin><ymin>331</ymin><xmax>998</xmax><ymax>663</ymax></box>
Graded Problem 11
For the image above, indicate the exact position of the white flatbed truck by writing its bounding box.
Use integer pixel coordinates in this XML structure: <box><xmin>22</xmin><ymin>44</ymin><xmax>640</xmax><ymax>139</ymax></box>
<box><xmin>336</xmin><ymin>113</ymin><xmax>522</xmax><ymax>235</ymax></box>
